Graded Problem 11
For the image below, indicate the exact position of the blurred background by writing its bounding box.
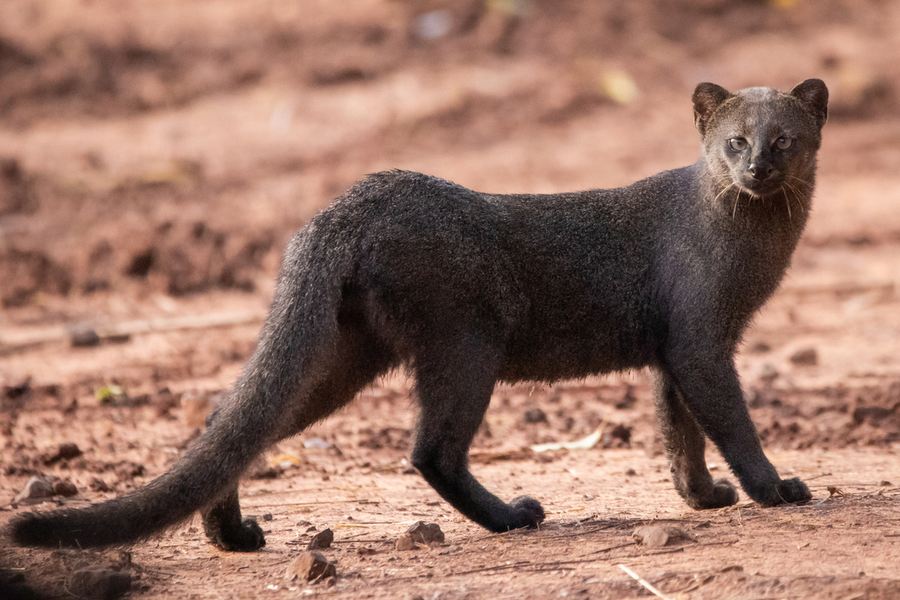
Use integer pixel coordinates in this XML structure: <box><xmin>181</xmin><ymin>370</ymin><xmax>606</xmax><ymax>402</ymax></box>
<box><xmin>0</xmin><ymin>0</ymin><xmax>897</xmax><ymax>308</ymax></box>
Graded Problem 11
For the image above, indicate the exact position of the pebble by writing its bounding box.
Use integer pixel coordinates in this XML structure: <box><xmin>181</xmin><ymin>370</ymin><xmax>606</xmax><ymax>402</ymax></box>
<box><xmin>14</xmin><ymin>476</ymin><xmax>54</xmax><ymax>504</ymax></box>
<box><xmin>307</xmin><ymin>528</ymin><xmax>334</xmax><ymax>550</ymax></box>
<box><xmin>70</xmin><ymin>327</ymin><xmax>101</xmax><ymax>348</ymax></box>
<box><xmin>523</xmin><ymin>408</ymin><xmax>548</xmax><ymax>424</ymax></box>
<box><xmin>607</xmin><ymin>423</ymin><xmax>632</xmax><ymax>445</ymax></box>
<box><xmin>53</xmin><ymin>480</ymin><xmax>79</xmax><ymax>497</ymax></box>
<box><xmin>632</xmin><ymin>525</ymin><xmax>693</xmax><ymax>548</ymax></box>
<box><xmin>43</xmin><ymin>442</ymin><xmax>83</xmax><ymax>465</ymax></box>
<box><xmin>67</xmin><ymin>568</ymin><xmax>131</xmax><ymax>600</ymax></box>
<box><xmin>789</xmin><ymin>347</ymin><xmax>818</xmax><ymax>366</ymax></box>
<box><xmin>395</xmin><ymin>533</ymin><xmax>418</xmax><ymax>551</ymax></box>
<box><xmin>407</xmin><ymin>521</ymin><xmax>445</xmax><ymax>545</ymax></box>
<box><xmin>285</xmin><ymin>552</ymin><xmax>336</xmax><ymax>582</ymax></box>
<box><xmin>58</xmin><ymin>443</ymin><xmax>83</xmax><ymax>460</ymax></box>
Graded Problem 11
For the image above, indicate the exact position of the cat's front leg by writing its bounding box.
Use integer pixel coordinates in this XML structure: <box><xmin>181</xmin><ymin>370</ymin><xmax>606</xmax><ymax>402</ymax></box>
<box><xmin>659</xmin><ymin>344</ymin><xmax>811</xmax><ymax>507</ymax></box>
<box><xmin>654</xmin><ymin>372</ymin><xmax>739</xmax><ymax>509</ymax></box>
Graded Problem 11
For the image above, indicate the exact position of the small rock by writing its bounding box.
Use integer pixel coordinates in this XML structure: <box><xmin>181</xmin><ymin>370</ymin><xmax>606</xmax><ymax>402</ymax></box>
<box><xmin>67</xmin><ymin>568</ymin><xmax>131</xmax><ymax>600</ymax></box>
<box><xmin>43</xmin><ymin>442</ymin><xmax>84</xmax><ymax>465</ymax></box>
<box><xmin>607</xmin><ymin>423</ymin><xmax>632</xmax><ymax>445</ymax></box>
<box><xmin>407</xmin><ymin>521</ymin><xmax>445</xmax><ymax>545</ymax></box>
<box><xmin>53</xmin><ymin>480</ymin><xmax>78</xmax><ymax>497</ymax></box>
<box><xmin>395</xmin><ymin>533</ymin><xmax>418</xmax><ymax>551</ymax></box>
<box><xmin>523</xmin><ymin>408</ymin><xmax>548</xmax><ymax>424</ymax></box>
<box><xmin>14</xmin><ymin>476</ymin><xmax>54</xmax><ymax>504</ymax></box>
<box><xmin>58</xmin><ymin>443</ymin><xmax>83</xmax><ymax>460</ymax></box>
<box><xmin>70</xmin><ymin>327</ymin><xmax>101</xmax><ymax>348</ymax></box>
<box><xmin>789</xmin><ymin>347</ymin><xmax>818</xmax><ymax>366</ymax></box>
<box><xmin>307</xmin><ymin>528</ymin><xmax>334</xmax><ymax>550</ymax></box>
<box><xmin>285</xmin><ymin>551</ymin><xmax>336</xmax><ymax>582</ymax></box>
<box><xmin>633</xmin><ymin>525</ymin><xmax>693</xmax><ymax>548</ymax></box>
<box><xmin>262</xmin><ymin>513</ymin><xmax>273</xmax><ymax>522</ymax></box>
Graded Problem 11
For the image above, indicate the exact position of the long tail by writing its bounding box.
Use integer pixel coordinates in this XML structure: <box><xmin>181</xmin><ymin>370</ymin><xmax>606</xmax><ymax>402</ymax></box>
<box><xmin>9</xmin><ymin>215</ymin><xmax>355</xmax><ymax>548</ymax></box>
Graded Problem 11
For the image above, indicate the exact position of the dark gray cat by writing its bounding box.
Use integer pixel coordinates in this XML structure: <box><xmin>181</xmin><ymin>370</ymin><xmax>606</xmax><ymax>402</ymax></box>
<box><xmin>10</xmin><ymin>79</ymin><xmax>828</xmax><ymax>551</ymax></box>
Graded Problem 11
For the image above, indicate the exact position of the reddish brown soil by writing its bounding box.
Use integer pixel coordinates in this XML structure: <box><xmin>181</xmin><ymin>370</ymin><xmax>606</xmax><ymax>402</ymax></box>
<box><xmin>1</xmin><ymin>1</ymin><xmax>899</xmax><ymax>598</ymax></box>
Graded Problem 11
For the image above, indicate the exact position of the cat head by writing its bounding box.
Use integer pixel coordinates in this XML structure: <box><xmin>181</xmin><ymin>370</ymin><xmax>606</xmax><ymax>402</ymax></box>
<box><xmin>692</xmin><ymin>79</ymin><xmax>828</xmax><ymax>198</ymax></box>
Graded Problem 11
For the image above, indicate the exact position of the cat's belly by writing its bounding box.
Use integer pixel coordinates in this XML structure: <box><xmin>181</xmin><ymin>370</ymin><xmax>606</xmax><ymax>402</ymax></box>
<box><xmin>498</xmin><ymin>321</ymin><xmax>656</xmax><ymax>383</ymax></box>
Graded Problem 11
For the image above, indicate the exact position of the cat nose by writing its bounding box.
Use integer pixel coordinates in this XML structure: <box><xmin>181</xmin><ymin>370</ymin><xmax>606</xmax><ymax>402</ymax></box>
<box><xmin>749</xmin><ymin>162</ymin><xmax>774</xmax><ymax>181</ymax></box>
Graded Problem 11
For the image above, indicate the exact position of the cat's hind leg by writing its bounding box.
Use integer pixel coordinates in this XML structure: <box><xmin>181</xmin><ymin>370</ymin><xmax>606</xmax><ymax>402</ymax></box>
<box><xmin>202</xmin><ymin>486</ymin><xmax>266</xmax><ymax>551</ymax></box>
<box><xmin>411</xmin><ymin>332</ymin><xmax>545</xmax><ymax>532</ymax></box>
<box><xmin>201</xmin><ymin>314</ymin><xmax>395</xmax><ymax>550</ymax></box>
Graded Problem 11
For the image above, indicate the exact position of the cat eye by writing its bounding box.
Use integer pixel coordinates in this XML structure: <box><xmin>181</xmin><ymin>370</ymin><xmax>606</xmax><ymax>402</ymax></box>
<box><xmin>728</xmin><ymin>138</ymin><xmax>748</xmax><ymax>152</ymax></box>
<box><xmin>774</xmin><ymin>137</ymin><xmax>793</xmax><ymax>150</ymax></box>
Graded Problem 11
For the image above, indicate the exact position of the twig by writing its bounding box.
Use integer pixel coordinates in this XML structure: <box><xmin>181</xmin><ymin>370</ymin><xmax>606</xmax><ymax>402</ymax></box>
<box><xmin>804</xmin><ymin>472</ymin><xmax>833</xmax><ymax>481</ymax></box>
<box><xmin>579</xmin><ymin>541</ymin><xmax>636</xmax><ymax>556</ymax></box>
<box><xmin>450</xmin><ymin>560</ymin><xmax>532</xmax><ymax>577</ymax></box>
<box><xmin>631</xmin><ymin>547</ymin><xmax>685</xmax><ymax>558</ymax></box>
<box><xmin>618</xmin><ymin>564</ymin><xmax>675</xmax><ymax>600</ymax></box>
<box><xmin>0</xmin><ymin>311</ymin><xmax>266</xmax><ymax>355</ymax></box>
<box><xmin>450</xmin><ymin>547</ymin><xmax>683</xmax><ymax>578</ymax></box>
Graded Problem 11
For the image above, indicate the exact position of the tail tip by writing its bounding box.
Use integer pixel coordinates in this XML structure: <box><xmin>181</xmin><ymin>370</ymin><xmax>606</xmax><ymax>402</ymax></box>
<box><xmin>7</xmin><ymin>512</ymin><xmax>78</xmax><ymax>549</ymax></box>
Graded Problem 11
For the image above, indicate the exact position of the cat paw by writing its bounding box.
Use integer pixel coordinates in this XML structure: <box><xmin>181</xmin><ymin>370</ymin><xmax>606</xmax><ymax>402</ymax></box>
<box><xmin>209</xmin><ymin>518</ymin><xmax>266</xmax><ymax>552</ymax></box>
<box><xmin>708</xmin><ymin>478</ymin><xmax>740</xmax><ymax>507</ymax></box>
<box><xmin>751</xmin><ymin>477</ymin><xmax>811</xmax><ymax>507</ymax></box>
<box><xmin>771</xmin><ymin>477</ymin><xmax>812</xmax><ymax>505</ymax></box>
<box><xmin>508</xmin><ymin>496</ymin><xmax>546</xmax><ymax>529</ymax></box>
<box><xmin>684</xmin><ymin>478</ymin><xmax>739</xmax><ymax>509</ymax></box>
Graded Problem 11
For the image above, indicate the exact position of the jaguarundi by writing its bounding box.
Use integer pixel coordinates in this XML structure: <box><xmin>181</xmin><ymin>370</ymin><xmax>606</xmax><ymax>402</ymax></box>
<box><xmin>10</xmin><ymin>78</ymin><xmax>828</xmax><ymax>551</ymax></box>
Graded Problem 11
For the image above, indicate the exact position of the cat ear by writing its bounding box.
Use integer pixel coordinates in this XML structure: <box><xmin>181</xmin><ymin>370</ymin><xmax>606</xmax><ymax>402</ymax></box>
<box><xmin>790</xmin><ymin>78</ymin><xmax>829</xmax><ymax>129</ymax></box>
<box><xmin>692</xmin><ymin>83</ymin><xmax>732</xmax><ymax>136</ymax></box>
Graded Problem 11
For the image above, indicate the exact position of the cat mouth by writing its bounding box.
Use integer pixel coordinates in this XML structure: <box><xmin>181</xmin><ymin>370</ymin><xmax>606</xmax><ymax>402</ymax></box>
<box><xmin>738</xmin><ymin>178</ymin><xmax>783</xmax><ymax>198</ymax></box>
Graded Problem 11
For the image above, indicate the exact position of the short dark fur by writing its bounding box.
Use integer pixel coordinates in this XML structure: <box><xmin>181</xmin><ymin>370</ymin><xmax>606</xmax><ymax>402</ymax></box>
<box><xmin>9</xmin><ymin>79</ymin><xmax>828</xmax><ymax>550</ymax></box>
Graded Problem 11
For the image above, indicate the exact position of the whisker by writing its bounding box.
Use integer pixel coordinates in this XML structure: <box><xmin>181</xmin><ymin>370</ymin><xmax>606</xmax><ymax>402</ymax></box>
<box><xmin>786</xmin><ymin>174</ymin><xmax>814</xmax><ymax>187</ymax></box>
<box><xmin>783</xmin><ymin>180</ymin><xmax>807</xmax><ymax>214</ymax></box>
<box><xmin>782</xmin><ymin>185</ymin><xmax>792</xmax><ymax>222</ymax></box>
<box><xmin>713</xmin><ymin>182</ymin><xmax>736</xmax><ymax>207</ymax></box>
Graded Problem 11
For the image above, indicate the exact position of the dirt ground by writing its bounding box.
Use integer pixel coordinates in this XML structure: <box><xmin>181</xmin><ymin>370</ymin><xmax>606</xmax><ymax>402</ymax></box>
<box><xmin>1</xmin><ymin>1</ymin><xmax>899</xmax><ymax>598</ymax></box>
